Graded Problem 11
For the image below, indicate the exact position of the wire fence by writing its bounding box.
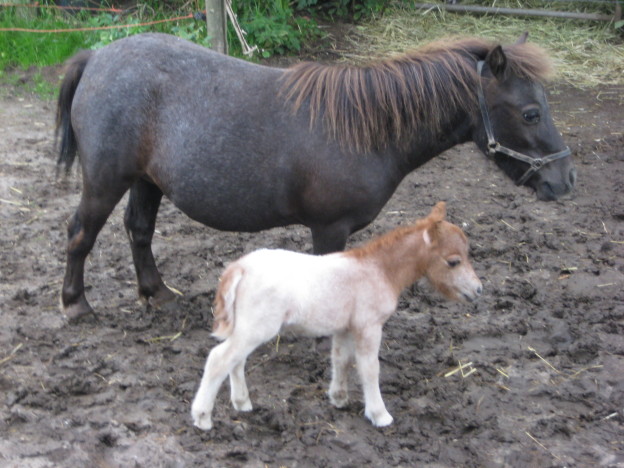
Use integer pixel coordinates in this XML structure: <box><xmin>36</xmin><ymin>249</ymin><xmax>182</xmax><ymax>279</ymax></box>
<box><xmin>0</xmin><ymin>2</ymin><xmax>197</xmax><ymax>33</ymax></box>
<box><xmin>0</xmin><ymin>2</ymin><xmax>123</xmax><ymax>13</ymax></box>
<box><xmin>0</xmin><ymin>14</ymin><xmax>194</xmax><ymax>33</ymax></box>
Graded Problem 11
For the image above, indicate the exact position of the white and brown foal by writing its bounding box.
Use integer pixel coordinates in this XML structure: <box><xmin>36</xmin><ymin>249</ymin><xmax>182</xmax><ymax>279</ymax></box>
<box><xmin>192</xmin><ymin>202</ymin><xmax>482</xmax><ymax>430</ymax></box>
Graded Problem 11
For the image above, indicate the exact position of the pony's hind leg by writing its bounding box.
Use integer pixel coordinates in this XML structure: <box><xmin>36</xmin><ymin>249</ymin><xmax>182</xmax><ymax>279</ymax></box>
<box><xmin>124</xmin><ymin>178</ymin><xmax>176</xmax><ymax>307</ymax></box>
<box><xmin>61</xmin><ymin>188</ymin><xmax>128</xmax><ymax>320</ymax></box>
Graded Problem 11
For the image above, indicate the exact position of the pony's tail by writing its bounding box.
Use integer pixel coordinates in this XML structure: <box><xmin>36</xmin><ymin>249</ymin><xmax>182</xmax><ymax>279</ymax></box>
<box><xmin>211</xmin><ymin>265</ymin><xmax>244</xmax><ymax>340</ymax></box>
<box><xmin>55</xmin><ymin>49</ymin><xmax>93</xmax><ymax>174</ymax></box>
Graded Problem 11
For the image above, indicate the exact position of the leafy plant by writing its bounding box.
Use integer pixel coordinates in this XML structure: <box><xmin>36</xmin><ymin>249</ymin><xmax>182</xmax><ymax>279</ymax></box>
<box><xmin>86</xmin><ymin>14</ymin><xmax>150</xmax><ymax>49</ymax></box>
<box><xmin>230</xmin><ymin>0</ymin><xmax>323</xmax><ymax>57</ymax></box>
<box><xmin>294</xmin><ymin>0</ymin><xmax>388</xmax><ymax>20</ymax></box>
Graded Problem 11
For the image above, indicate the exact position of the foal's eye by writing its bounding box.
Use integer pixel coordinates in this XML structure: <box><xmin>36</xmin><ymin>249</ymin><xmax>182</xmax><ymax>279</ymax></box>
<box><xmin>522</xmin><ymin>109</ymin><xmax>541</xmax><ymax>124</ymax></box>
<box><xmin>446</xmin><ymin>257</ymin><xmax>461</xmax><ymax>268</ymax></box>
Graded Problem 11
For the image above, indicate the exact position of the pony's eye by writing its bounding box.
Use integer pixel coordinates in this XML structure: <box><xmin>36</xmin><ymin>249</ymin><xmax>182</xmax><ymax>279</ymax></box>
<box><xmin>523</xmin><ymin>109</ymin><xmax>541</xmax><ymax>124</ymax></box>
<box><xmin>446</xmin><ymin>257</ymin><xmax>461</xmax><ymax>268</ymax></box>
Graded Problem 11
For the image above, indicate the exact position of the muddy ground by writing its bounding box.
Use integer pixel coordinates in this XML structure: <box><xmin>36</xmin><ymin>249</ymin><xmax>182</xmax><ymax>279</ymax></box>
<box><xmin>0</xmin><ymin>56</ymin><xmax>623</xmax><ymax>467</ymax></box>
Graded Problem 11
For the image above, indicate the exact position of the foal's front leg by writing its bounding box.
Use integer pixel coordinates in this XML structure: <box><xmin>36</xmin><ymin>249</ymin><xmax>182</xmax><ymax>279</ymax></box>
<box><xmin>328</xmin><ymin>331</ymin><xmax>355</xmax><ymax>408</ymax></box>
<box><xmin>355</xmin><ymin>326</ymin><xmax>393</xmax><ymax>427</ymax></box>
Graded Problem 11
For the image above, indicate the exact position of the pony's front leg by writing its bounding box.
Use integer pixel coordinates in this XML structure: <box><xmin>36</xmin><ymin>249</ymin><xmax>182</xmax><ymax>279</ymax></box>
<box><xmin>310</xmin><ymin>221</ymin><xmax>351</xmax><ymax>254</ymax></box>
<box><xmin>354</xmin><ymin>326</ymin><xmax>393</xmax><ymax>427</ymax></box>
<box><xmin>328</xmin><ymin>331</ymin><xmax>355</xmax><ymax>408</ymax></box>
<box><xmin>229</xmin><ymin>359</ymin><xmax>252</xmax><ymax>411</ymax></box>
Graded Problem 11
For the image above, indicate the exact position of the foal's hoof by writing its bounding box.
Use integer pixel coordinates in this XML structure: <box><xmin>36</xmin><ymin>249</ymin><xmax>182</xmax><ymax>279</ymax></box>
<box><xmin>367</xmin><ymin>410</ymin><xmax>394</xmax><ymax>428</ymax></box>
<box><xmin>232</xmin><ymin>399</ymin><xmax>252</xmax><ymax>412</ymax></box>
<box><xmin>192</xmin><ymin>410</ymin><xmax>213</xmax><ymax>431</ymax></box>
<box><xmin>328</xmin><ymin>390</ymin><xmax>349</xmax><ymax>408</ymax></box>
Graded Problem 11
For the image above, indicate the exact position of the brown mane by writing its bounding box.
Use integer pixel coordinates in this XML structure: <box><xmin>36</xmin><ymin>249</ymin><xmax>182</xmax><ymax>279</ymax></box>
<box><xmin>280</xmin><ymin>37</ymin><xmax>553</xmax><ymax>153</ymax></box>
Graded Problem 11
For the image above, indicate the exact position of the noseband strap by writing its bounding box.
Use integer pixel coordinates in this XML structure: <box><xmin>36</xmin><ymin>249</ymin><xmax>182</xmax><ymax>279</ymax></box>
<box><xmin>476</xmin><ymin>60</ymin><xmax>571</xmax><ymax>186</ymax></box>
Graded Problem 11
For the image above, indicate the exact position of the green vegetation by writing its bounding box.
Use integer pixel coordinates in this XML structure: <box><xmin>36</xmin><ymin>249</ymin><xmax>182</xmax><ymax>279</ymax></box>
<box><xmin>0</xmin><ymin>7</ymin><xmax>89</xmax><ymax>68</ymax></box>
<box><xmin>0</xmin><ymin>0</ymin><xmax>388</xmax><ymax>70</ymax></box>
<box><xmin>0</xmin><ymin>0</ymin><xmax>622</xmax><ymax>96</ymax></box>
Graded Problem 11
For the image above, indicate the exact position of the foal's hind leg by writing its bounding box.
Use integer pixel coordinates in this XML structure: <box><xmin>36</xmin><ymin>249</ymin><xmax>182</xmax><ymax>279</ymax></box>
<box><xmin>124</xmin><ymin>178</ymin><xmax>176</xmax><ymax>307</ymax></box>
<box><xmin>61</xmin><ymin>188</ymin><xmax>129</xmax><ymax>320</ymax></box>
<box><xmin>328</xmin><ymin>331</ymin><xmax>355</xmax><ymax>408</ymax></box>
<box><xmin>229</xmin><ymin>358</ymin><xmax>252</xmax><ymax>411</ymax></box>
<box><xmin>192</xmin><ymin>318</ymin><xmax>281</xmax><ymax>430</ymax></box>
<box><xmin>192</xmin><ymin>337</ymin><xmax>264</xmax><ymax>431</ymax></box>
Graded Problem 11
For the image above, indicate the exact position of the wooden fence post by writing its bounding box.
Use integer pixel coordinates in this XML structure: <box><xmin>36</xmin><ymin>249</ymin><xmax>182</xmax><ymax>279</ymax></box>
<box><xmin>205</xmin><ymin>0</ymin><xmax>228</xmax><ymax>54</ymax></box>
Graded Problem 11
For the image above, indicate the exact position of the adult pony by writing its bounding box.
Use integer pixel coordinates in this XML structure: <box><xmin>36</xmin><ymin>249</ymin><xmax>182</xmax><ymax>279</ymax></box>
<box><xmin>56</xmin><ymin>32</ymin><xmax>575</xmax><ymax>319</ymax></box>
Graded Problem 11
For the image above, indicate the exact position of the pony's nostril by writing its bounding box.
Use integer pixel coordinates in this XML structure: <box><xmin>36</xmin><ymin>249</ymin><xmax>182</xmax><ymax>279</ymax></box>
<box><xmin>476</xmin><ymin>285</ymin><xmax>483</xmax><ymax>296</ymax></box>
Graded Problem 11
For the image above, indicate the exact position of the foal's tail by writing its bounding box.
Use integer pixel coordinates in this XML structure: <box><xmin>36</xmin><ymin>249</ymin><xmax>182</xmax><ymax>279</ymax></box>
<box><xmin>212</xmin><ymin>265</ymin><xmax>245</xmax><ymax>340</ymax></box>
<box><xmin>55</xmin><ymin>49</ymin><xmax>94</xmax><ymax>174</ymax></box>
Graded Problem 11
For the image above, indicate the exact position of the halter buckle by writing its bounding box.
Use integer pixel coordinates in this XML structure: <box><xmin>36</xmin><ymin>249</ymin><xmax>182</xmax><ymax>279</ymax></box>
<box><xmin>530</xmin><ymin>158</ymin><xmax>544</xmax><ymax>170</ymax></box>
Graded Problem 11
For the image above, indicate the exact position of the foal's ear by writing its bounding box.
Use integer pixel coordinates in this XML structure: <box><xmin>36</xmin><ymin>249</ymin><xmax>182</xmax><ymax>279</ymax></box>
<box><xmin>485</xmin><ymin>45</ymin><xmax>508</xmax><ymax>81</ymax></box>
<box><xmin>429</xmin><ymin>201</ymin><xmax>446</xmax><ymax>223</ymax></box>
<box><xmin>423</xmin><ymin>202</ymin><xmax>446</xmax><ymax>245</ymax></box>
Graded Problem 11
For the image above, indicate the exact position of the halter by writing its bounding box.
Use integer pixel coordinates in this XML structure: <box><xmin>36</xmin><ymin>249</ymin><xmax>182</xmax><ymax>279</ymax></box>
<box><xmin>476</xmin><ymin>60</ymin><xmax>571</xmax><ymax>186</ymax></box>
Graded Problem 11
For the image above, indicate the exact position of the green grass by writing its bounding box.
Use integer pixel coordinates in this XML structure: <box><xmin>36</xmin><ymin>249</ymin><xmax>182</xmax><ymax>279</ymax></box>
<box><xmin>0</xmin><ymin>9</ymin><xmax>91</xmax><ymax>69</ymax></box>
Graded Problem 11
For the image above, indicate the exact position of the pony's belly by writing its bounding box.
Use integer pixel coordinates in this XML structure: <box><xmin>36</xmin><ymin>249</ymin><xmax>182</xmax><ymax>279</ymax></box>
<box><xmin>166</xmin><ymin>189</ymin><xmax>297</xmax><ymax>232</ymax></box>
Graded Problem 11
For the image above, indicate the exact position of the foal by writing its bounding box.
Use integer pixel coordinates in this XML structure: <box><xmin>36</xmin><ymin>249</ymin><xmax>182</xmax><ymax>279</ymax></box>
<box><xmin>191</xmin><ymin>202</ymin><xmax>482</xmax><ymax>430</ymax></box>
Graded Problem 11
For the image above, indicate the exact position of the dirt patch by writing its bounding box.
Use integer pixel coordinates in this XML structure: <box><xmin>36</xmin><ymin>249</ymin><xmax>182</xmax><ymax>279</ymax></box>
<box><xmin>0</xmin><ymin>72</ymin><xmax>623</xmax><ymax>466</ymax></box>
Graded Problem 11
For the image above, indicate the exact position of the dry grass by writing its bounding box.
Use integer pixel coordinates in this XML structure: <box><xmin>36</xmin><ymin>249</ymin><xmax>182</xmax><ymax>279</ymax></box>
<box><xmin>340</xmin><ymin>2</ymin><xmax>623</xmax><ymax>86</ymax></box>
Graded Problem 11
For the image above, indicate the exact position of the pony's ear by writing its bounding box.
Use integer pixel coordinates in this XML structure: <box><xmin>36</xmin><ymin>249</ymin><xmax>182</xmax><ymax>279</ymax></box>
<box><xmin>485</xmin><ymin>45</ymin><xmax>508</xmax><ymax>81</ymax></box>
<box><xmin>515</xmin><ymin>31</ymin><xmax>529</xmax><ymax>45</ymax></box>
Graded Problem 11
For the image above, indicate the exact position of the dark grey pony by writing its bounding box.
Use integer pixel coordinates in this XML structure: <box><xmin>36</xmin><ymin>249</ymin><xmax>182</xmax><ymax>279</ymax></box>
<box><xmin>56</xmin><ymin>32</ymin><xmax>575</xmax><ymax>319</ymax></box>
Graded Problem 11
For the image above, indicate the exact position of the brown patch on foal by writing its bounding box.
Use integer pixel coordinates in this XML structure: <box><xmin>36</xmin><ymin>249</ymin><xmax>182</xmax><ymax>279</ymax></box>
<box><xmin>212</xmin><ymin>265</ymin><xmax>244</xmax><ymax>339</ymax></box>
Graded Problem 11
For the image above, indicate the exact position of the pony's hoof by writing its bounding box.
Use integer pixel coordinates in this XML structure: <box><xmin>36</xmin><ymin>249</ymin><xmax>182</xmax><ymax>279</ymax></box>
<box><xmin>61</xmin><ymin>295</ymin><xmax>96</xmax><ymax>323</ymax></box>
<box><xmin>145</xmin><ymin>285</ymin><xmax>178</xmax><ymax>309</ymax></box>
<box><xmin>192</xmin><ymin>410</ymin><xmax>213</xmax><ymax>431</ymax></box>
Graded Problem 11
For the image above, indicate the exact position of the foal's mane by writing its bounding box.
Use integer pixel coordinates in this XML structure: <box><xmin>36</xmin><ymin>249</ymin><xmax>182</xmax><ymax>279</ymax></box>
<box><xmin>281</xmin><ymin>37</ymin><xmax>553</xmax><ymax>153</ymax></box>
<box><xmin>346</xmin><ymin>221</ymin><xmax>427</xmax><ymax>260</ymax></box>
